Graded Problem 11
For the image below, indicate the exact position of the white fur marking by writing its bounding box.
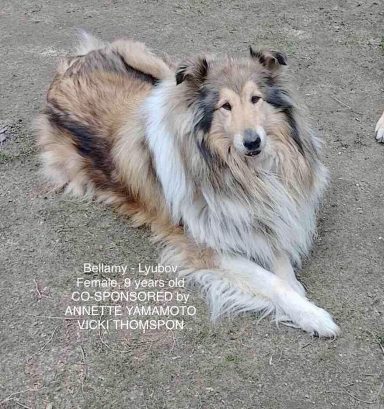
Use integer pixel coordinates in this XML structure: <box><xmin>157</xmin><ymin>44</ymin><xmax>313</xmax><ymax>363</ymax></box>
<box><xmin>142</xmin><ymin>83</ymin><xmax>191</xmax><ymax>222</ymax></box>
<box><xmin>76</xmin><ymin>30</ymin><xmax>106</xmax><ymax>55</ymax></box>
<box><xmin>256</xmin><ymin>126</ymin><xmax>267</xmax><ymax>149</ymax></box>
<box><xmin>375</xmin><ymin>111</ymin><xmax>384</xmax><ymax>143</ymax></box>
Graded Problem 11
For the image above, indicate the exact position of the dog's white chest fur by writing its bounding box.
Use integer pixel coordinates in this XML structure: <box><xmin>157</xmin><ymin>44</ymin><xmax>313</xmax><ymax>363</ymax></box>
<box><xmin>143</xmin><ymin>84</ymin><xmax>327</xmax><ymax>268</ymax></box>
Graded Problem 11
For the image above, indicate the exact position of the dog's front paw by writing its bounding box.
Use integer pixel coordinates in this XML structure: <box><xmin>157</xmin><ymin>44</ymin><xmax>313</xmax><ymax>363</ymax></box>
<box><xmin>295</xmin><ymin>303</ymin><xmax>340</xmax><ymax>338</ymax></box>
<box><xmin>375</xmin><ymin>113</ymin><xmax>384</xmax><ymax>143</ymax></box>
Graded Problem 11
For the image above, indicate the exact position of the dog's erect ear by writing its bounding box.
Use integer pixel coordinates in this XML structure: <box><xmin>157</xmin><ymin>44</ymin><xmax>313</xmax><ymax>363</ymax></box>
<box><xmin>176</xmin><ymin>56</ymin><xmax>209</xmax><ymax>86</ymax></box>
<box><xmin>249</xmin><ymin>47</ymin><xmax>287</xmax><ymax>71</ymax></box>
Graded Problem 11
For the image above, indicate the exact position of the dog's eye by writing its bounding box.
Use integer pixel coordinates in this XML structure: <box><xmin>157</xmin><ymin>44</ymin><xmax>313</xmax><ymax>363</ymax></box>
<box><xmin>221</xmin><ymin>102</ymin><xmax>232</xmax><ymax>111</ymax></box>
<box><xmin>251</xmin><ymin>96</ymin><xmax>261</xmax><ymax>104</ymax></box>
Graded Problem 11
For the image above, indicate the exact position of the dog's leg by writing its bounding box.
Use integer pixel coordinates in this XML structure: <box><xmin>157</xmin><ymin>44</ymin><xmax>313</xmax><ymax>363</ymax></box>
<box><xmin>161</xmin><ymin>236</ymin><xmax>339</xmax><ymax>336</ymax></box>
<box><xmin>217</xmin><ymin>255</ymin><xmax>339</xmax><ymax>337</ymax></box>
<box><xmin>375</xmin><ymin>111</ymin><xmax>384</xmax><ymax>143</ymax></box>
<box><xmin>272</xmin><ymin>253</ymin><xmax>306</xmax><ymax>296</ymax></box>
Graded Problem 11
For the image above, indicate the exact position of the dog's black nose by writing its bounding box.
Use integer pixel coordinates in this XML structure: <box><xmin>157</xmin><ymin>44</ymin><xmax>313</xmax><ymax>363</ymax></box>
<box><xmin>243</xmin><ymin>129</ymin><xmax>261</xmax><ymax>151</ymax></box>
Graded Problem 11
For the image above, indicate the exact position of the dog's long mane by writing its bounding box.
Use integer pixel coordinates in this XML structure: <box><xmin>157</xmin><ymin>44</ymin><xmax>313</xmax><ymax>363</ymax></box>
<box><xmin>143</xmin><ymin>65</ymin><xmax>328</xmax><ymax>269</ymax></box>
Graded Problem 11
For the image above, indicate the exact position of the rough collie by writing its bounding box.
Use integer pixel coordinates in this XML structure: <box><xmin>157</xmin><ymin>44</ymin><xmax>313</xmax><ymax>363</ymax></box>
<box><xmin>36</xmin><ymin>33</ymin><xmax>339</xmax><ymax>337</ymax></box>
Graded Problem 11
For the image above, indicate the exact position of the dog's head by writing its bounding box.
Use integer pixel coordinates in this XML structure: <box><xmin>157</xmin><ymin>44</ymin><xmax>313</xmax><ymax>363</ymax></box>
<box><xmin>175</xmin><ymin>48</ymin><xmax>301</xmax><ymax>162</ymax></box>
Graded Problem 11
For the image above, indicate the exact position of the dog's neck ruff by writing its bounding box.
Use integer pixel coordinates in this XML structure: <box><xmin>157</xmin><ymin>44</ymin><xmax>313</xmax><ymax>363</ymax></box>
<box><xmin>143</xmin><ymin>82</ymin><xmax>193</xmax><ymax>222</ymax></box>
<box><xmin>142</xmin><ymin>82</ymin><xmax>327</xmax><ymax>268</ymax></box>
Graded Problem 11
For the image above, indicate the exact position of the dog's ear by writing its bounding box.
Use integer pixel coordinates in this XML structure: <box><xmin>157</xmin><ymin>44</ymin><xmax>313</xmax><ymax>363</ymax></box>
<box><xmin>249</xmin><ymin>47</ymin><xmax>287</xmax><ymax>71</ymax></box>
<box><xmin>176</xmin><ymin>56</ymin><xmax>209</xmax><ymax>86</ymax></box>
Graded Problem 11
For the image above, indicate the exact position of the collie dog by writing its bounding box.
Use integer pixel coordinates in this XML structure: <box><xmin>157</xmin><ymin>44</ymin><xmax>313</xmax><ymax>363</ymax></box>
<box><xmin>376</xmin><ymin>111</ymin><xmax>384</xmax><ymax>142</ymax></box>
<box><xmin>36</xmin><ymin>33</ymin><xmax>339</xmax><ymax>337</ymax></box>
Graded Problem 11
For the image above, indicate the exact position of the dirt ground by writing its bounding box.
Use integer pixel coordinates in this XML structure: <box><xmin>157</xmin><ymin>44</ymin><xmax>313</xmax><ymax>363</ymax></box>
<box><xmin>1</xmin><ymin>0</ymin><xmax>383</xmax><ymax>408</ymax></box>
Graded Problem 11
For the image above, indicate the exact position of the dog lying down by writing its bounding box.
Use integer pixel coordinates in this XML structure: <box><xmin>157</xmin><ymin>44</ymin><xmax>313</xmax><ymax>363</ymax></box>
<box><xmin>36</xmin><ymin>32</ymin><xmax>340</xmax><ymax>337</ymax></box>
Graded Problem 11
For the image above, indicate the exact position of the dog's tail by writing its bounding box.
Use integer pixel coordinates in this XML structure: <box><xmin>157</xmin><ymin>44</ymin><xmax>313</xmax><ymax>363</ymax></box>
<box><xmin>75</xmin><ymin>30</ymin><xmax>173</xmax><ymax>81</ymax></box>
<box><xmin>76</xmin><ymin>30</ymin><xmax>106</xmax><ymax>54</ymax></box>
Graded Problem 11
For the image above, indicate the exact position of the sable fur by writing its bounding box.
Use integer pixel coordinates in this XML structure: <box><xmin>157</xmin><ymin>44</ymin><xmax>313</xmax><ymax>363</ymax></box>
<box><xmin>36</xmin><ymin>33</ymin><xmax>339</xmax><ymax>337</ymax></box>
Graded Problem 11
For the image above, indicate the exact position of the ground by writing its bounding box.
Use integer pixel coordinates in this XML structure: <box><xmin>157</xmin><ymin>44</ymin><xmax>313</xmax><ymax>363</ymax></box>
<box><xmin>1</xmin><ymin>1</ymin><xmax>383</xmax><ymax>408</ymax></box>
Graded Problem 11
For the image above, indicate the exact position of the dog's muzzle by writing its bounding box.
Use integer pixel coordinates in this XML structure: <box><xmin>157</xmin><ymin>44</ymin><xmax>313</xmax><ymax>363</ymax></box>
<box><xmin>243</xmin><ymin>129</ymin><xmax>262</xmax><ymax>156</ymax></box>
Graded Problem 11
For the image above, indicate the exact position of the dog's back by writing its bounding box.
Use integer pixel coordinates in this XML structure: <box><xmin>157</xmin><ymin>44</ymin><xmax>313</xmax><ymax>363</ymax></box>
<box><xmin>36</xmin><ymin>35</ymin><xmax>172</xmax><ymax>216</ymax></box>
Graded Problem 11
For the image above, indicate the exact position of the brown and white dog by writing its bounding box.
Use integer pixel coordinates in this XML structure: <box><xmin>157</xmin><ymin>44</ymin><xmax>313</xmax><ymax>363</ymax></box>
<box><xmin>376</xmin><ymin>111</ymin><xmax>384</xmax><ymax>142</ymax></box>
<box><xmin>36</xmin><ymin>33</ymin><xmax>339</xmax><ymax>337</ymax></box>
